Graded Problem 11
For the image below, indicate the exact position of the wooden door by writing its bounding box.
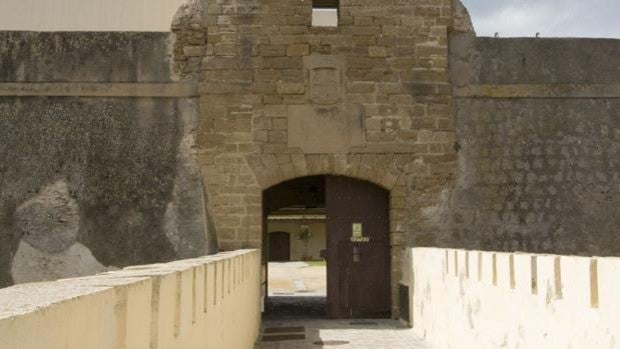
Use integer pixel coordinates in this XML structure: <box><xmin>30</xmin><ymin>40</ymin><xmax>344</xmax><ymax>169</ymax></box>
<box><xmin>268</xmin><ymin>232</ymin><xmax>291</xmax><ymax>262</ymax></box>
<box><xmin>326</xmin><ymin>176</ymin><xmax>391</xmax><ymax>319</ymax></box>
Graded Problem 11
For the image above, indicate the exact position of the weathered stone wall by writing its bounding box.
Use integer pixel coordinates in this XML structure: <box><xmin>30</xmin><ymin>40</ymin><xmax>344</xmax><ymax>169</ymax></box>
<box><xmin>443</xmin><ymin>35</ymin><xmax>620</xmax><ymax>256</ymax></box>
<box><xmin>195</xmin><ymin>0</ymin><xmax>461</xmax><ymax>316</ymax></box>
<box><xmin>3</xmin><ymin>0</ymin><xmax>618</xmax><ymax>320</ymax></box>
<box><xmin>0</xmin><ymin>32</ymin><xmax>212</xmax><ymax>287</ymax></box>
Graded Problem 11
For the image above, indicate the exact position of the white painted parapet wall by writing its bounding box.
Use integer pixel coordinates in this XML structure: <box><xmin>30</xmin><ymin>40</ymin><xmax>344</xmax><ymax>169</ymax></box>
<box><xmin>0</xmin><ymin>249</ymin><xmax>261</xmax><ymax>349</ymax></box>
<box><xmin>409</xmin><ymin>248</ymin><xmax>619</xmax><ymax>349</ymax></box>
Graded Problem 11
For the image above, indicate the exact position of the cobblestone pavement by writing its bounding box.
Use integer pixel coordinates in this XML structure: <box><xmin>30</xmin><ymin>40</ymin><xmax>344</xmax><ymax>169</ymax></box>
<box><xmin>257</xmin><ymin>319</ymin><xmax>431</xmax><ymax>349</ymax></box>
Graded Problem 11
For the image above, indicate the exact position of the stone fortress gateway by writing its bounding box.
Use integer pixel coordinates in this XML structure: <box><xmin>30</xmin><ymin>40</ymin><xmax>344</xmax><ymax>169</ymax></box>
<box><xmin>0</xmin><ymin>0</ymin><xmax>618</xmax><ymax>321</ymax></box>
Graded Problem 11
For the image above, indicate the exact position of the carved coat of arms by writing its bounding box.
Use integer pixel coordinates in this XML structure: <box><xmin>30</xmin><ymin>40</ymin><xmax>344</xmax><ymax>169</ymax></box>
<box><xmin>305</xmin><ymin>55</ymin><xmax>343</xmax><ymax>107</ymax></box>
<box><xmin>309</xmin><ymin>67</ymin><xmax>341</xmax><ymax>106</ymax></box>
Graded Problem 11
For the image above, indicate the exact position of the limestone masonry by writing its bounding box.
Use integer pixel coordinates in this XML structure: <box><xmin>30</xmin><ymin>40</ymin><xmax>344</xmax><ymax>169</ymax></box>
<box><xmin>0</xmin><ymin>0</ymin><xmax>618</xmax><ymax>320</ymax></box>
<box><xmin>181</xmin><ymin>0</ymin><xmax>460</xmax><ymax>315</ymax></box>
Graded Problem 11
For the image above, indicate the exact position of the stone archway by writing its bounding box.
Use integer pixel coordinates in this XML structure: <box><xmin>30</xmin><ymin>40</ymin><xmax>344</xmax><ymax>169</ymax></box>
<box><xmin>262</xmin><ymin>174</ymin><xmax>394</xmax><ymax>318</ymax></box>
<box><xmin>196</xmin><ymin>120</ymin><xmax>456</xmax><ymax>320</ymax></box>
<box><xmin>197</xmin><ymin>152</ymin><xmax>410</xmax><ymax>317</ymax></box>
<box><xmin>178</xmin><ymin>0</ymin><xmax>463</xmax><ymax>319</ymax></box>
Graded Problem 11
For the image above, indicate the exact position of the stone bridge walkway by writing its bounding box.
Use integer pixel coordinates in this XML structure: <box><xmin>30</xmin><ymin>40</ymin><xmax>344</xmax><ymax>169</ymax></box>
<box><xmin>259</xmin><ymin>262</ymin><xmax>431</xmax><ymax>348</ymax></box>
<box><xmin>257</xmin><ymin>318</ymin><xmax>431</xmax><ymax>349</ymax></box>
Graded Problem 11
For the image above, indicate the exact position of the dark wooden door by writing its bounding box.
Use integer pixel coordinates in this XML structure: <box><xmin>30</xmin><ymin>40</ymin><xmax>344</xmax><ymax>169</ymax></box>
<box><xmin>268</xmin><ymin>232</ymin><xmax>291</xmax><ymax>262</ymax></box>
<box><xmin>326</xmin><ymin>176</ymin><xmax>391</xmax><ymax>319</ymax></box>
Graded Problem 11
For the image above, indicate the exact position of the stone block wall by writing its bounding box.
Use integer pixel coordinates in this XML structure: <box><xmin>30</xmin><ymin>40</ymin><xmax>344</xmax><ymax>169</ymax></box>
<box><xmin>443</xmin><ymin>35</ymin><xmax>620</xmax><ymax>256</ymax></box>
<box><xmin>189</xmin><ymin>0</ymin><xmax>465</xmax><ymax>316</ymax></box>
<box><xmin>3</xmin><ymin>0</ymin><xmax>618</xmax><ymax>322</ymax></box>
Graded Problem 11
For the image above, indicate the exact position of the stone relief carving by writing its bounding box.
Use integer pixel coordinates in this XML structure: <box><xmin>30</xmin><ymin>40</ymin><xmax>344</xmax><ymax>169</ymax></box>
<box><xmin>286</xmin><ymin>55</ymin><xmax>365</xmax><ymax>154</ymax></box>
<box><xmin>305</xmin><ymin>55</ymin><xmax>344</xmax><ymax>108</ymax></box>
<box><xmin>309</xmin><ymin>67</ymin><xmax>341</xmax><ymax>106</ymax></box>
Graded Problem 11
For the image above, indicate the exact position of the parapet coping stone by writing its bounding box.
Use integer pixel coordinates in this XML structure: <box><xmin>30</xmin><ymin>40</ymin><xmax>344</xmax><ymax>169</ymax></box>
<box><xmin>0</xmin><ymin>249</ymin><xmax>257</xmax><ymax>320</ymax></box>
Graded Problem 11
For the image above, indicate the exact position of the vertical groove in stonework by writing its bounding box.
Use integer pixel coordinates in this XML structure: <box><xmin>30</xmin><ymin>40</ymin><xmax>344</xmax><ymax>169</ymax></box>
<box><xmin>492</xmin><ymin>254</ymin><xmax>497</xmax><ymax>286</ymax></box>
<box><xmin>228</xmin><ymin>259</ymin><xmax>232</xmax><ymax>294</ymax></box>
<box><xmin>213</xmin><ymin>261</ymin><xmax>219</xmax><ymax>305</ymax></box>
<box><xmin>477</xmin><ymin>252</ymin><xmax>483</xmax><ymax>282</ymax></box>
<box><xmin>554</xmin><ymin>257</ymin><xmax>563</xmax><ymax>299</ymax></box>
<box><xmin>149</xmin><ymin>277</ymin><xmax>161</xmax><ymax>349</ymax></box>
<box><xmin>239</xmin><ymin>256</ymin><xmax>242</xmax><ymax>284</ymax></box>
<box><xmin>590</xmin><ymin>259</ymin><xmax>599</xmax><ymax>308</ymax></box>
<box><xmin>531</xmin><ymin>256</ymin><xmax>538</xmax><ymax>295</ymax></box>
<box><xmin>233</xmin><ymin>257</ymin><xmax>237</xmax><ymax>287</ymax></box>
<box><xmin>465</xmin><ymin>251</ymin><xmax>470</xmax><ymax>279</ymax></box>
<box><xmin>203</xmin><ymin>264</ymin><xmax>209</xmax><ymax>313</ymax></box>
<box><xmin>114</xmin><ymin>287</ymin><xmax>129</xmax><ymax>349</ymax></box>
<box><xmin>173</xmin><ymin>272</ymin><xmax>182</xmax><ymax>338</ymax></box>
<box><xmin>221</xmin><ymin>261</ymin><xmax>225</xmax><ymax>299</ymax></box>
<box><xmin>238</xmin><ymin>256</ymin><xmax>243</xmax><ymax>285</ymax></box>
<box><xmin>242</xmin><ymin>255</ymin><xmax>246</xmax><ymax>282</ymax></box>
<box><xmin>192</xmin><ymin>268</ymin><xmax>197</xmax><ymax>324</ymax></box>
<box><xmin>509</xmin><ymin>254</ymin><xmax>515</xmax><ymax>289</ymax></box>
<box><xmin>454</xmin><ymin>250</ymin><xmax>458</xmax><ymax>277</ymax></box>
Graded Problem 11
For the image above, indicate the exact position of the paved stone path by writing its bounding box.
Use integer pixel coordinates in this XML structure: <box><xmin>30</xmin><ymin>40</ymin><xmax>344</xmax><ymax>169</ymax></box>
<box><xmin>257</xmin><ymin>319</ymin><xmax>432</xmax><ymax>349</ymax></box>
<box><xmin>268</xmin><ymin>262</ymin><xmax>326</xmax><ymax>297</ymax></box>
<box><xmin>261</xmin><ymin>263</ymin><xmax>430</xmax><ymax>348</ymax></box>
<box><xmin>263</xmin><ymin>296</ymin><xmax>327</xmax><ymax>321</ymax></box>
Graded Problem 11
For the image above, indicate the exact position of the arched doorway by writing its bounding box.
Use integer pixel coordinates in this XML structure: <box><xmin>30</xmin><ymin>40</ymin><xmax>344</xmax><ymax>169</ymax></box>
<box><xmin>263</xmin><ymin>175</ymin><xmax>391</xmax><ymax>319</ymax></box>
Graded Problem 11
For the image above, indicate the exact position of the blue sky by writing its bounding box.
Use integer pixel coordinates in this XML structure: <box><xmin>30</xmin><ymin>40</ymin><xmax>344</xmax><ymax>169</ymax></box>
<box><xmin>462</xmin><ymin>0</ymin><xmax>620</xmax><ymax>38</ymax></box>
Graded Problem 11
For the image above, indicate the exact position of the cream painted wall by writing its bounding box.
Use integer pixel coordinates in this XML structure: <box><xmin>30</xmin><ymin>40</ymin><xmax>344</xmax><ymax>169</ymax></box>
<box><xmin>409</xmin><ymin>248</ymin><xmax>620</xmax><ymax>349</ymax></box>
<box><xmin>0</xmin><ymin>250</ymin><xmax>261</xmax><ymax>349</ymax></box>
<box><xmin>0</xmin><ymin>0</ymin><xmax>188</xmax><ymax>32</ymax></box>
<box><xmin>268</xmin><ymin>221</ymin><xmax>326</xmax><ymax>261</ymax></box>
